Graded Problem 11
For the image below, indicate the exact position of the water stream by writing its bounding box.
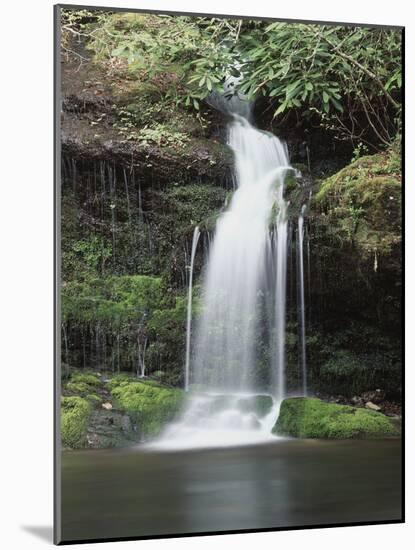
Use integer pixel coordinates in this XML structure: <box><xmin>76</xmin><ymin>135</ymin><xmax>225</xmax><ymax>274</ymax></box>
<box><xmin>159</xmin><ymin>105</ymin><xmax>296</xmax><ymax>448</ymax></box>
<box><xmin>298</xmin><ymin>204</ymin><xmax>307</xmax><ymax>395</ymax></box>
<box><xmin>184</xmin><ymin>226</ymin><xmax>200</xmax><ymax>392</ymax></box>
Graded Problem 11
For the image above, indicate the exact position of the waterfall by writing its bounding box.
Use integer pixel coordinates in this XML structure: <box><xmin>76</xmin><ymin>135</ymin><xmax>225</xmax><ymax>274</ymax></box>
<box><xmin>298</xmin><ymin>205</ymin><xmax>307</xmax><ymax>395</ymax></box>
<box><xmin>155</xmin><ymin>110</ymin><xmax>294</xmax><ymax>449</ymax></box>
<box><xmin>193</xmin><ymin>116</ymin><xmax>290</xmax><ymax>393</ymax></box>
<box><xmin>184</xmin><ymin>226</ymin><xmax>200</xmax><ymax>391</ymax></box>
<box><xmin>274</xmin><ymin>198</ymin><xmax>288</xmax><ymax>402</ymax></box>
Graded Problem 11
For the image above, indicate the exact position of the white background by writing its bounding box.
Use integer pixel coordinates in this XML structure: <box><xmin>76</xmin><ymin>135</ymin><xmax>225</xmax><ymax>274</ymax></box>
<box><xmin>1</xmin><ymin>0</ymin><xmax>412</xmax><ymax>548</ymax></box>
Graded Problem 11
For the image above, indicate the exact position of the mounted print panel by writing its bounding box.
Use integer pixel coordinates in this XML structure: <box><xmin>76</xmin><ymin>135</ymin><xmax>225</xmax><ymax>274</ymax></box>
<box><xmin>54</xmin><ymin>4</ymin><xmax>403</xmax><ymax>544</ymax></box>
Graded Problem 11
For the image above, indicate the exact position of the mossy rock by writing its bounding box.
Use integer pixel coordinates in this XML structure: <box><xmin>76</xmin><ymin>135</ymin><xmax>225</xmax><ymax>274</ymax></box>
<box><xmin>64</xmin><ymin>372</ymin><xmax>103</xmax><ymax>401</ymax></box>
<box><xmin>110</xmin><ymin>379</ymin><xmax>185</xmax><ymax>438</ymax></box>
<box><xmin>85</xmin><ymin>393</ymin><xmax>102</xmax><ymax>405</ymax></box>
<box><xmin>313</xmin><ymin>144</ymin><xmax>401</xmax><ymax>258</ymax></box>
<box><xmin>61</xmin><ymin>396</ymin><xmax>92</xmax><ymax>448</ymax></box>
<box><xmin>273</xmin><ymin>397</ymin><xmax>399</xmax><ymax>439</ymax></box>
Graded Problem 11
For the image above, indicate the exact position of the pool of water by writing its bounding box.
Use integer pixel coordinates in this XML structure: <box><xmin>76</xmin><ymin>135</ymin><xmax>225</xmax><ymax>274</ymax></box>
<box><xmin>60</xmin><ymin>438</ymin><xmax>402</xmax><ymax>542</ymax></box>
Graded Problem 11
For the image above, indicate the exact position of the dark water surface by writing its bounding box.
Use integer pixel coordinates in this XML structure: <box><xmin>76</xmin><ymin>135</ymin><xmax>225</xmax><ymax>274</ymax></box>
<box><xmin>61</xmin><ymin>439</ymin><xmax>402</xmax><ymax>542</ymax></box>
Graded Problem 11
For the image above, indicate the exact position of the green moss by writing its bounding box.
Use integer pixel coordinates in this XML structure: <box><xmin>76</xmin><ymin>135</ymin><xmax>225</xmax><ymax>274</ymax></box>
<box><xmin>313</xmin><ymin>144</ymin><xmax>401</xmax><ymax>258</ymax></box>
<box><xmin>110</xmin><ymin>379</ymin><xmax>185</xmax><ymax>437</ymax></box>
<box><xmin>64</xmin><ymin>372</ymin><xmax>103</xmax><ymax>402</ymax></box>
<box><xmin>106</xmin><ymin>374</ymin><xmax>132</xmax><ymax>390</ymax></box>
<box><xmin>86</xmin><ymin>393</ymin><xmax>102</xmax><ymax>404</ymax></box>
<box><xmin>61</xmin><ymin>396</ymin><xmax>92</xmax><ymax>448</ymax></box>
<box><xmin>273</xmin><ymin>397</ymin><xmax>399</xmax><ymax>439</ymax></box>
<box><xmin>70</xmin><ymin>373</ymin><xmax>102</xmax><ymax>386</ymax></box>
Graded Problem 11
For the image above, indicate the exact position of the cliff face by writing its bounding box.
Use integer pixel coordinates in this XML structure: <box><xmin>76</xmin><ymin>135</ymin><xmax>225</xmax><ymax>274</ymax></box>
<box><xmin>60</xmin><ymin>41</ymin><xmax>402</xmax><ymax>401</ymax></box>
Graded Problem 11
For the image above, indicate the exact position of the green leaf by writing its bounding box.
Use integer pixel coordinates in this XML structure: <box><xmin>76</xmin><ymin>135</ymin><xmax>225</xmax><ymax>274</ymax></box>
<box><xmin>274</xmin><ymin>101</ymin><xmax>288</xmax><ymax>116</ymax></box>
<box><xmin>330</xmin><ymin>97</ymin><xmax>344</xmax><ymax>112</ymax></box>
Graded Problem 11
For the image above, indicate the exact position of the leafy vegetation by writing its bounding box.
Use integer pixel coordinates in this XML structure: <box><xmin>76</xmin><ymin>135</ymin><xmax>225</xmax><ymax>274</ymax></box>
<box><xmin>274</xmin><ymin>397</ymin><xmax>399</xmax><ymax>438</ymax></box>
<box><xmin>63</xmin><ymin>10</ymin><xmax>401</xmax><ymax>149</ymax></box>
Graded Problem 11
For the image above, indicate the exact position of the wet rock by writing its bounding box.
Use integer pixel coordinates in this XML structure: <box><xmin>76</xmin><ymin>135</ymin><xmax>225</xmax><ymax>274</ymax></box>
<box><xmin>121</xmin><ymin>415</ymin><xmax>132</xmax><ymax>433</ymax></box>
<box><xmin>365</xmin><ymin>401</ymin><xmax>382</xmax><ymax>412</ymax></box>
<box><xmin>102</xmin><ymin>402</ymin><xmax>113</xmax><ymax>410</ymax></box>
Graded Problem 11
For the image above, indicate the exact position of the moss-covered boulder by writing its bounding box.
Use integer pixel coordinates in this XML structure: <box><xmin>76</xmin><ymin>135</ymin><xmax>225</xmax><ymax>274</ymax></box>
<box><xmin>61</xmin><ymin>396</ymin><xmax>92</xmax><ymax>448</ymax></box>
<box><xmin>109</xmin><ymin>376</ymin><xmax>185</xmax><ymax>438</ymax></box>
<box><xmin>314</xmin><ymin>143</ymin><xmax>401</xmax><ymax>260</ymax></box>
<box><xmin>273</xmin><ymin>397</ymin><xmax>399</xmax><ymax>439</ymax></box>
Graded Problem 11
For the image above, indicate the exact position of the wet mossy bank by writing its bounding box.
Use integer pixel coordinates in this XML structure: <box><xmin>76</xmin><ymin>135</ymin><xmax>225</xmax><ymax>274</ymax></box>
<box><xmin>61</xmin><ymin>370</ymin><xmax>400</xmax><ymax>449</ymax></box>
<box><xmin>273</xmin><ymin>397</ymin><xmax>400</xmax><ymax>439</ymax></box>
<box><xmin>61</xmin><ymin>372</ymin><xmax>185</xmax><ymax>449</ymax></box>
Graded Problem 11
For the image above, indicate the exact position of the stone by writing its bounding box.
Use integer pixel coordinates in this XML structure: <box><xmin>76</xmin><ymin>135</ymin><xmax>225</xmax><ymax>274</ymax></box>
<box><xmin>102</xmin><ymin>402</ymin><xmax>113</xmax><ymax>410</ymax></box>
<box><xmin>365</xmin><ymin>401</ymin><xmax>381</xmax><ymax>412</ymax></box>
<box><xmin>121</xmin><ymin>415</ymin><xmax>132</xmax><ymax>433</ymax></box>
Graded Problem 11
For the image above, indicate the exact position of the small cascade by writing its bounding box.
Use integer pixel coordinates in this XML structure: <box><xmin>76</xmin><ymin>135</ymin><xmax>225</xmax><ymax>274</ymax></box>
<box><xmin>152</xmin><ymin>392</ymin><xmax>281</xmax><ymax>450</ymax></box>
<box><xmin>298</xmin><ymin>205</ymin><xmax>307</xmax><ymax>395</ymax></box>
<box><xmin>274</xmin><ymin>188</ymin><xmax>289</xmax><ymax>402</ymax></box>
<box><xmin>184</xmin><ymin>226</ymin><xmax>201</xmax><ymax>391</ymax></box>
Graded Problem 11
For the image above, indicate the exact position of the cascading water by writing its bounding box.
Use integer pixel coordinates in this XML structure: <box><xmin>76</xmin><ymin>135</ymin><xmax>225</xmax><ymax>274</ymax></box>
<box><xmin>155</xmin><ymin>105</ymin><xmax>295</xmax><ymax>449</ymax></box>
<box><xmin>184</xmin><ymin>226</ymin><xmax>200</xmax><ymax>392</ymax></box>
<box><xmin>193</xmin><ymin>115</ymin><xmax>291</xmax><ymax>392</ymax></box>
<box><xmin>298</xmin><ymin>205</ymin><xmax>307</xmax><ymax>396</ymax></box>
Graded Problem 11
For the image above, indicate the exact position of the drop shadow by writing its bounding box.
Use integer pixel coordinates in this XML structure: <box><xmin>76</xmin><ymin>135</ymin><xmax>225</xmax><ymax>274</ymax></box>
<box><xmin>21</xmin><ymin>525</ymin><xmax>53</xmax><ymax>543</ymax></box>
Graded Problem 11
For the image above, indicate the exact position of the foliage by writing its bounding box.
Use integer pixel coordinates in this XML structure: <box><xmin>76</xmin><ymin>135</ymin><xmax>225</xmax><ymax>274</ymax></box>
<box><xmin>63</xmin><ymin>235</ymin><xmax>112</xmax><ymax>279</ymax></box>
<box><xmin>61</xmin><ymin>396</ymin><xmax>92</xmax><ymax>448</ymax></box>
<box><xmin>110</xmin><ymin>377</ymin><xmax>185</xmax><ymax>436</ymax></box>
<box><xmin>273</xmin><ymin>397</ymin><xmax>398</xmax><ymax>438</ymax></box>
<box><xmin>62</xmin><ymin>274</ymin><xmax>163</xmax><ymax>326</ymax></box>
<box><xmin>77</xmin><ymin>12</ymin><xmax>401</xmax><ymax>148</ymax></box>
<box><xmin>146</xmin><ymin>295</ymin><xmax>189</xmax><ymax>385</ymax></box>
<box><xmin>114</xmin><ymin>106</ymin><xmax>191</xmax><ymax>148</ymax></box>
<box><xmin>318</xmin><ymin>349</ymin><xmax>399</xmax><ymax>397</ymax></box>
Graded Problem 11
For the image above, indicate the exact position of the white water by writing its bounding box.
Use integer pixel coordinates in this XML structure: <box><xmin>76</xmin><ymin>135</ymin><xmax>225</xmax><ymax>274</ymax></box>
<box><xmin>193</xmin><ymin>116</ymin><xmax>291</xmax><ymax>393</ymax></box>
<box><xmin>298</xmin><ymin>205</ymin><xmax>307</xmax><ymax>395</ymax></box>
<box><xmin>152</xmin><ymin>391</ymin><xmax>284</xmax><ymax>450</ymax></box>
<box><xmin>156</xmin><ymin>111</ymin><xmax>293</xmax><ymax>449</ymax></box>
<box><xmin>184</xmin><ymin>226</ymin><xmax>200</xmax><ymax>392</ymax></box>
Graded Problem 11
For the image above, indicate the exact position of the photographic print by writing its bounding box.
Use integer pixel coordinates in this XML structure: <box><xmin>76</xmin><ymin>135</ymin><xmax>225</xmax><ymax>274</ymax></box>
<box><xmin>55</xmin><ymin>4</ymin><xmax>403</xmax><ymax>544</ymax></box>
